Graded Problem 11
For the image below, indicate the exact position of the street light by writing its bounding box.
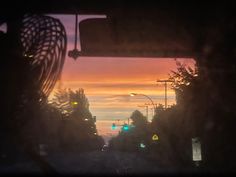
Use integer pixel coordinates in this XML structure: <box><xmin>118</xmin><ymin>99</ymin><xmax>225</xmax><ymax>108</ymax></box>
<box><xmin>130</xmin><ymin>93</ymin><xmax>156</xmax><ymax>121</ymax></box>
<box><xmin>71</xmin><ymin>101</ymin><xmax>78</xmax><ymax>105</ymax></box>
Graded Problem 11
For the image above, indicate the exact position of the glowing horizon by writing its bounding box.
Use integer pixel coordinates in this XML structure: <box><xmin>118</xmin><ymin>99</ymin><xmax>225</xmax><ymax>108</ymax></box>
<box><xmin>49</xmin><ymin>57</ymin><xmax>195</xmax><ymax>121</ymax></box>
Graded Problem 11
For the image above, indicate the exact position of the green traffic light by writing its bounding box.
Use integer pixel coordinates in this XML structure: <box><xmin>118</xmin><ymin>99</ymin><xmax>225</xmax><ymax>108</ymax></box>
<box><xmin>111</xmin><ymin>123</ymin><xmax>117</xmax><ymax>130</ymax></box>
<box><xmin>123</xmin><ymin>126</ymin><xmax>129</xmax><ymax>131</ymax></box>
<box><xmin>122</xmin><ymin>124</ymin><xmax>129</xmax><ymax>131</ymax></box>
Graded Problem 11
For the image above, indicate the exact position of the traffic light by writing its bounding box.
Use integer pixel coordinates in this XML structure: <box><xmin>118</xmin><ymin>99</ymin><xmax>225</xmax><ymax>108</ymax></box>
<box><xmin>122</xmin><ymin>123</ymin><xmax>129</xmax><ymax>131</ymax></box>
<box><xmin>111</xmin><ymin>123</ymin><xmax>117</xmax><ymax>130</ymax></box>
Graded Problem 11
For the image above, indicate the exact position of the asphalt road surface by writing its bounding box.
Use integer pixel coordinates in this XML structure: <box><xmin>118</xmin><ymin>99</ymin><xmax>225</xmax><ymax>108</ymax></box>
<box><xmin>0</xmin><ymin>150</ymin><xmax>206</xmax><ymax>175</ymax></box>
<box><xmin>47</xmin><ymin>150</ymin><xmax>160</xmax><ymax>175</ymax></box>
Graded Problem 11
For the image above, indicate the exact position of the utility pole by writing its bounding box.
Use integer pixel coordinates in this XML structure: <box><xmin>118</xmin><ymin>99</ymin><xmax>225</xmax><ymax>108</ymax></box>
<box><xmin>150</xmin><ymin>108</ymin><xmax>154</xmax><ymax>118</ymax></box>
<box><xmin>156</xmin><ymin>79</ymin><xmax>173</xmax><ymax>109</ymax></box>
<box><xmin>144</xmin><ymin>103</ymin><xmax>157</xmax><ymax>117</ymax></box>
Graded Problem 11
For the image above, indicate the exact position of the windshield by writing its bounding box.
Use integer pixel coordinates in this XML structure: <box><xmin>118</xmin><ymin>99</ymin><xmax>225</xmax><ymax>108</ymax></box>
<box><xmin>0</xmin><ymin>1</ymin><xmax>236</xmax><ymax>176</ymax></box>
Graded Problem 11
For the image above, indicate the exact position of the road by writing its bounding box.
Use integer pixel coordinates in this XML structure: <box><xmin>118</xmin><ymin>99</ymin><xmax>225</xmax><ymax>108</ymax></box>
<box><xmin>0</xmin><ymin>150</ymin><xmax>209</xmax><ymax>175</ymax></box>
<box><xmin>0</xmin><ymin>150</ymin><xmax>162</xmax><ymax>175</ymax></box>
<box><xmin>47</xmin><ymin>150</ymin><xmax>160</xmax><ymax>175</ymax></box>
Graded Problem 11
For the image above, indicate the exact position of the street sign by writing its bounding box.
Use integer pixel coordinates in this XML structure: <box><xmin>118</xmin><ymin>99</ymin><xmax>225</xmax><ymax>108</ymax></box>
<box><xmin>192</xmin><ymin>137</ymin><xmax>202</xmax><ymax>161</ymax></box>
<box><xmin>152</xmin><ymin>134</ymin><xmax>159</xmax><ymax>141</ymax></box>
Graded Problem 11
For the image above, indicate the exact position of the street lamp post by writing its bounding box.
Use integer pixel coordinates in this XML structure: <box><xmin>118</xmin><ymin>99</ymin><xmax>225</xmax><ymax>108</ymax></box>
<box><xmin>130</xmin><ymin>93</ymin><xmax>156</xmax><ymax>121</ymax></box>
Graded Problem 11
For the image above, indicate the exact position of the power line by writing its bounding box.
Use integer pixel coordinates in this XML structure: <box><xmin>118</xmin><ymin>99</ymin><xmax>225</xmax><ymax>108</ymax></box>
<box><xmin>156</xmin><ymin>79</ymin><xmax>173</xmax><ymax>109</ymax></box>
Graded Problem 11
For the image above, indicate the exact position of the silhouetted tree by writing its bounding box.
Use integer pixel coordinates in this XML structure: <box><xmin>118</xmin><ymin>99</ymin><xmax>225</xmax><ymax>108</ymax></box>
<box><xmin>147</xmin><ymin>62</ymin><xmax>199</xmax><ymax>168</ymax></box>
<box><xmin>109</xmin><ymin>110</ymin><xmax>149</xmax><ymax>152</ymax></box>
<box><xmin>49</xmin><ymin>88</ymin><xmax>104</xmax><ymax>152</ymax></box>
<box><xmin>130</xmin><ymin>110</ymin><xmax>148</xmax><ymax>127</ymax></box>
<box><xmin>169</xmin><ymin>61</ymin><xmax>199</xmax><ymax>106</ymax></box>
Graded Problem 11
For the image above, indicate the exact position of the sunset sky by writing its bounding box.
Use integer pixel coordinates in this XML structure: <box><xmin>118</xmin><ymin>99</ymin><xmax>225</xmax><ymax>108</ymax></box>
<box><xmin>52</xmin><ymin>57</ymin><xmax>194</xmax><ymax>121</ymax></box>
<box><xmin>48</xmin><ymin>15</ymin><xmax>195</xmax><ymax>142</ymax></box>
